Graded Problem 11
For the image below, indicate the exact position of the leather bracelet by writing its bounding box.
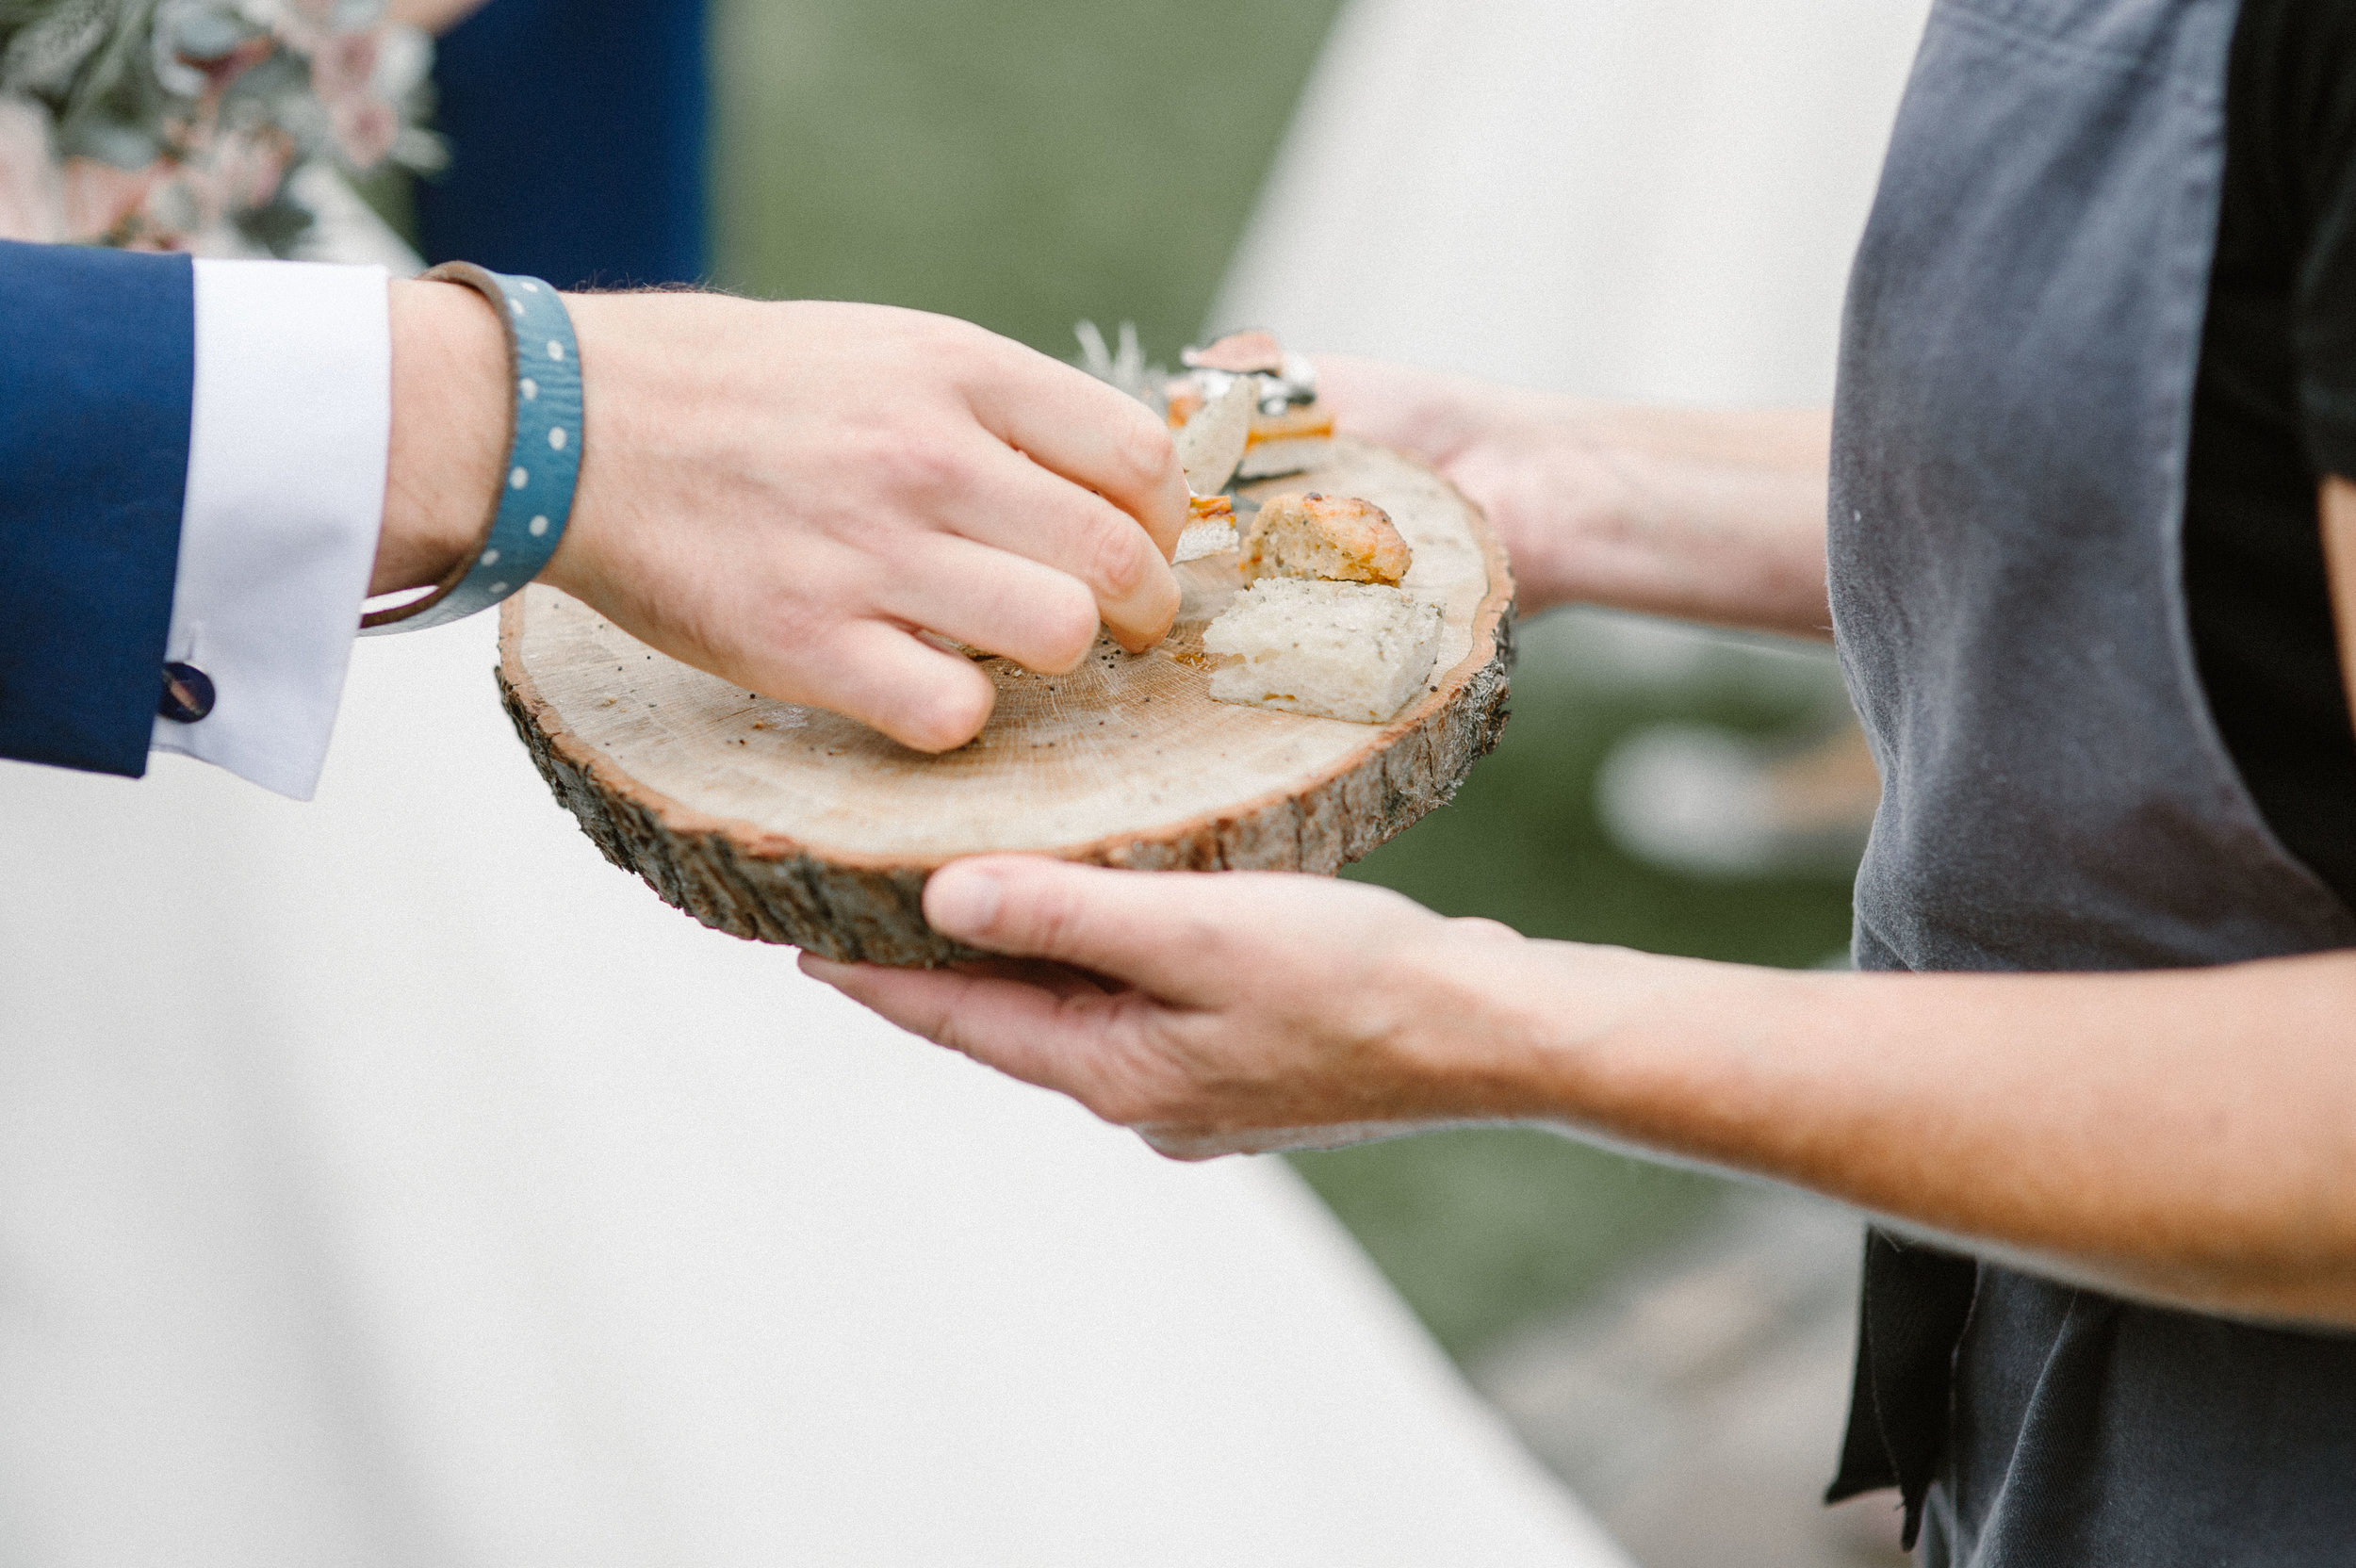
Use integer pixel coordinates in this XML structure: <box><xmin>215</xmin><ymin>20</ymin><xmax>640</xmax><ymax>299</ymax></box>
<box><xmin>361</xmin><ymin>263</ymin><xmax>583</xmax><ymax>634</ymax></box>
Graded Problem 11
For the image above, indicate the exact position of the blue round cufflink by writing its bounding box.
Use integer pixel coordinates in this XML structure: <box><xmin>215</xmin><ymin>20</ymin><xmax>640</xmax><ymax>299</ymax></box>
<box><xmin>158</xmin><ymin>662</ymin><xmax>216</xmax><ymax>724</ymax></box>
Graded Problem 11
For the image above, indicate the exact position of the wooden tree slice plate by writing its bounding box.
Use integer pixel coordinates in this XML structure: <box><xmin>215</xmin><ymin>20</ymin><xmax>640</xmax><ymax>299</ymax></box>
<box><xmin>497</xmin><ymin>435</ymin><xmax>1514</xmax><ymax>966</ymax></box>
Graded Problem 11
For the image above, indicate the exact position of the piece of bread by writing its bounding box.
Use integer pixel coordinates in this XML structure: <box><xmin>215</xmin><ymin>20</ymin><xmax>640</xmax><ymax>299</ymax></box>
<box><xmin>1175</xmin><ymin>495</ymin><xmax>1239</xmax><ymax>563</ymax></box>
<box><xmin>1173</xmin><ymin>377</ymin><xmax>1256</xmax><ymax>498</ymax></box>
<box><xmin>1240</xmin><ymin>492</ymin><xmax>1412</xmax><ymax>586</ymax></box>
<box><xmin>1203</xmin><ymin>579</ymin><xmax>1445</xmax><ymax>724</ymax></box>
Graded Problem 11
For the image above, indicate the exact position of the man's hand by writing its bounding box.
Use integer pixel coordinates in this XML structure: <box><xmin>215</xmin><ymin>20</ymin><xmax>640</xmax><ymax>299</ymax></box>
<box><xmin>1316</xmin><ymin>354</ymin><xmax>1836</xmax><ymax>638</ymax></box>
<box><xmin>797</xmin><ymin>857</ymin><xmax>1632</xmax><ymax>1159</ymax></box>
<box><xmin>382</xmin><ymin>285</ymin><xmax>1187</xmax><ymax>753</ymax></box>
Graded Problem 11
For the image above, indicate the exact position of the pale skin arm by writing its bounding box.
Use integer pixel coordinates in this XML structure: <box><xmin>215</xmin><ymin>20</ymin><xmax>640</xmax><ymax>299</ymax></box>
<box><xmin>377</xmin><ymin>281</ymin><xmax>1186</xmax><ymax>751</ymax></box>
<box><xmin>1315</xmin><ymin>355</ymin><xmax>1834</xmax><ymax>637</ymax></box>
<box><xmin>2321</xmin><ymin>475</ymin><xmax>2356</xmax><ymax>731</ymax></box>
<box><xmin>803</xmin><ymin>367</ymin><xmax>2356</xmax><ymax>1330</ymax></box>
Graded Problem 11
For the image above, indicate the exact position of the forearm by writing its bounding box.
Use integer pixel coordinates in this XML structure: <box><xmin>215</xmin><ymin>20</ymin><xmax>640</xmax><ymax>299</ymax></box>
<box><xmin>1478</xmin><ymin>939</ymin><xmax>2356</xmax><ymax>1324</ymax></box>
<box><xmin>1317</xmin><ymin>356</ymin><xmax>1832</xmax><ymax>637</ymax></box>
<box><xmin>1470</xmin><ymin>400</ymin><xmax>1832</xmax><ymax>636</ymax></box>
<box><xmin>377</xmin><ymin>277</ymin><xmax>504</xmax><ymax>596</ymax></box>
<box><xmin>817</xmin><ymin>860</ymin><xmax>2356</xmax><ymax>1323</ymax></box>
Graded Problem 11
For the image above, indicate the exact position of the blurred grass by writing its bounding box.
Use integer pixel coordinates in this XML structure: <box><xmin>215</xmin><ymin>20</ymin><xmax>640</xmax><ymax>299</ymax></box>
<box><xmin>712</xmin><ymin>0</ymin><xmax>1344</xmax><ymax>358</ymax></box>
<box><xmin>706</xmin><ymin>0</ymin><xmax>1858</xmax><ymax>1364</ymax></box>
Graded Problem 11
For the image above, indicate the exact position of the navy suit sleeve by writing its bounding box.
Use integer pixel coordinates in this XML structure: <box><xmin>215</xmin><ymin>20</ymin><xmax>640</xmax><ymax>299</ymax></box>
<box><xmin>0</xmin><ymin>241</ymin><xmax>193</xmax><ymax>777</ymax></box>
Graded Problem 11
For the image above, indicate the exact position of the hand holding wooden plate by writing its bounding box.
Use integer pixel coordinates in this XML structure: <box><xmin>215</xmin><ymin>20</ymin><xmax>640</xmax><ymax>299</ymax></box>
<box><xmin>497</xmin><ymin>434</ymin><xmax>1513</xmax><ymax>966</ymax></box>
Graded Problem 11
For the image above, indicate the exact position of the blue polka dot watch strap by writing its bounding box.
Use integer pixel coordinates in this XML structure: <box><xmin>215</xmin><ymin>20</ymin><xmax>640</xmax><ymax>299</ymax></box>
<box><xmin>361</xmin><ymin>263</ymin><xmax>582</xmax><ymax>635</ymax></box>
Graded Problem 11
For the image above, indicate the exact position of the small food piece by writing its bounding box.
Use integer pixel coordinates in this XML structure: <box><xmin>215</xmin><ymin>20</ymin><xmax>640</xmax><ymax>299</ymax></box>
<box><xmin>1168</xmin><ymin>331</ymin><xmax>1321</xmax><ymax>434</ymax></box>
<box><xmin>1174</xmin><ymin>377</ymin><xmax>1255</xmax><ymax>497</ymax></box>
<box><xmin>1203</xmin><ymin>579</ymin><xmax>1446</xmax><ymax>724</ymax></box>
<box><xmin>1240</xmin><ymin>492</ymin><xmax>1413</xmax><ymax>586</ymax></box>
<box><xmin>1176</xmin><ymin>522</ymin><xmax>1240</xmax><ymax>563</ymax></box>
<box><xmin>1249</xmin><ymin>403</ymin><xmax>1335</xmax><ymax>444</ymax></box>
<box><xmin>1170</xmin><ymin>376</ymin><xmax>1332</xmax><ymax>439</ymax></box>
<box><xmin>1175</xmin><ymin>494</ymin><xmax>1239</xmax><ymax>563</ymax></box>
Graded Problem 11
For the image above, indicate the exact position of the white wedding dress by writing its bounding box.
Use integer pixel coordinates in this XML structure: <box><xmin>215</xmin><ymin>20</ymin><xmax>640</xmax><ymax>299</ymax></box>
<box><xmin>1216</xmin><ymin>0</ymin><xmax>1933</xmax><ymax>407</ymax></box>
<box><xmin>0</xmin><ymin>616</ymin><xmax>1618</xmax><ymax>1566</ymax></box>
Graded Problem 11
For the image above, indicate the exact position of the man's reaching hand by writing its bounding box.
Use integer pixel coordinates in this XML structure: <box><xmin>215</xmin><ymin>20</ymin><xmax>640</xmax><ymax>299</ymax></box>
<box><xmin>381</xmin><ymin>284</ymin><xmax>1189</xmax><ymax>752</ymax></box>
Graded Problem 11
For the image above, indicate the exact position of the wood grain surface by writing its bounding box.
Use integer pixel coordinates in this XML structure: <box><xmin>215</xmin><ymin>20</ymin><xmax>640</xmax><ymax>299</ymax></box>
<box><xmin>498</xmin><ymin>435</ymin><xmax>1514</xmax><ymax>965</ymax></box>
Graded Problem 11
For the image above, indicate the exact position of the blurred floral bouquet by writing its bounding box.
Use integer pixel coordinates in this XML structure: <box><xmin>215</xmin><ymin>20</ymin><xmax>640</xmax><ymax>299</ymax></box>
<box><xmin>0</xmin><ymin>0</ymin><xmax>438</xmax><ymax>254</ymax></box>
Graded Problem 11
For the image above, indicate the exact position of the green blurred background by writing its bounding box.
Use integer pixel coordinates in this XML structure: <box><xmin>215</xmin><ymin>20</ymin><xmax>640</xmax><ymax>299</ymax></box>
<box><xmin>701</xmin><ymin>0</ymin><xmax>1857</xmax><ymax>1364</ymax></box>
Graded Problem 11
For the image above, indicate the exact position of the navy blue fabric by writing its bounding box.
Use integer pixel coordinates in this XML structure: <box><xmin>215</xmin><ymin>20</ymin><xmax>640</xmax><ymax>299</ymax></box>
<box><xmin>0</xmin><ymin>242</ymin><xmax>194</xmax><ymax>777</ymax></box>
<box><xmin>415</xmin><ymin>0</ymin><xmax>708</xmax><ymax>287</ymax></box>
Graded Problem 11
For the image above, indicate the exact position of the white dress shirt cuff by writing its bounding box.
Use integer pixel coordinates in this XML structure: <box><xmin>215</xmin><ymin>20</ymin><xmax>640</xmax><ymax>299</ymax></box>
<box><xmin>154</xmin><ymin>258</ymin><xmax>390</xmax><ymax>801</ymax></box>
